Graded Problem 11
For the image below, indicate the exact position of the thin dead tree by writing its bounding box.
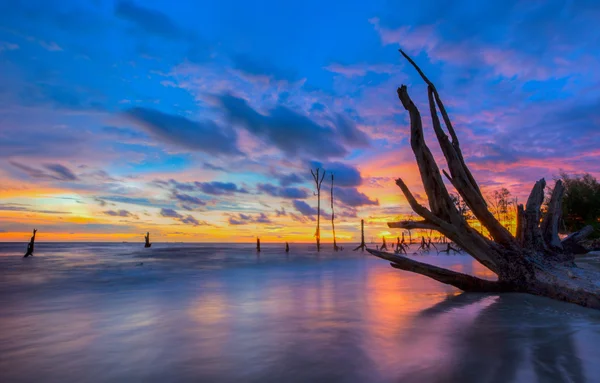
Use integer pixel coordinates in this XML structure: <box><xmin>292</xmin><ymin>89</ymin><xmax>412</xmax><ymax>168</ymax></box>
<box><xmin>23</xmin><ymin>228</ymin><xmax>37</xmax><ymax>258</ymax></box>
<box><xmin>311</xmin><ymin>168</ymin><xmax>326</xmax><ymax>251</ymax></box>
<box><xmin>368</xmin><ymin>49</ymin><xmax>599</xmax><ymax>309</ymax></box>
<box><xmin>353</xmin><ymin>219</ymin><xmax>367</xmax><ymax>251</ymax></box>
<box><xmin>331</xmin><ymin>173</ymin><xmax>339</xmax><ymax>251</ymax></box>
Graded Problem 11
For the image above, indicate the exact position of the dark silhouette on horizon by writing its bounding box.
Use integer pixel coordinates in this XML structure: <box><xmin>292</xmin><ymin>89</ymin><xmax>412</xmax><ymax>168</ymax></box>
<box><xmin>353</xmin><ymin>219</ymin><xmax>367</xmax><ymax>251</ymax></box>
<box><xmin>23</xmin><ymin>229</ymin><xmax>37</xmax><ymax>258</ymax></box>
<box><xmin>144</xmin><ymin>232</ymin><xmax>152</xmax><ymax>248</ymax></box>
<box><xmin>310</xmin><ymin>167</ymin><xmax>326</xmax><ymax>251</ymax></box>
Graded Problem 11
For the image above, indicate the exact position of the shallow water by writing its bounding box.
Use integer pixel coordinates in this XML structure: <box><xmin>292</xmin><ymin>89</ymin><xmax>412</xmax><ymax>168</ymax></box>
<box><xmin>1</xmin><ymin>242</ymin><xmax>600</xmax><ymax>383</ymax></box>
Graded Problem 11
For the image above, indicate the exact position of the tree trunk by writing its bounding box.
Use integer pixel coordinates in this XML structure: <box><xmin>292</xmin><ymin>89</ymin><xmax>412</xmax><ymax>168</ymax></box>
<box><xmin>353</xmin><ymin>219</ymin><xmax>367</xmax><ymax>251</ymax></box>
<box><xmin>331</xmin><ymin>174</ymin><xmax>339</xmax><ymax>251</ymax></box>
<box><xmin>368</xmin><ymin>50</ymin><xmax>600</xmax><ymax>310</ymax></box>
<box><xmin>311</xmin><ymin>168</ymin><xmax>326</xmax><ymax>251</ymax></box>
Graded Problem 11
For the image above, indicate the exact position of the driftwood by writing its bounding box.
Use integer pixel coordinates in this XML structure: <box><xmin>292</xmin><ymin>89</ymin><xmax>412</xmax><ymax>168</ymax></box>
<box><xmin>256</xmin><ymin>237</ymin><xmax>261</xmax><ymax>252</ymax></box>
<box><xmin>285</xmin><ymin>242</ymin><xmax>290</xmax><ymax>253</ymax></box>
<box><xmin>380</xmin><ymin>236</ymin><xmax>388</xmax><ymax>251</ymax></box>
<box><xmin>311</xmin><ymin>168</ymin><xmax>326</xmax><ymax>251</ymax></box>
<box><xmin>144</xmin><ymin>232</ymin><xmax>152</xmax><ymax>248</ymax></box>
<box><xmin>367</xmin><ymin>50</ymin><xmax>600</xmax><ymax>309</ymax></box>
<box><xmin>23</xmin><ymin>229</ymin><xmax>37</xmax><ymax>257</ymax></box>
<box><xmin>438</xmin><ymin>243</ymin><xmax>461</xmax><ymax>255</ymax></box>
<box><xmin>353</xmin><ymin>219</ymin><xmax>367</xmax><ymax>251</ymax></box>
<box><xmin>562</xmin><ymin>225</ymin><xmax>594</xmax><ymax>255</ymax></box>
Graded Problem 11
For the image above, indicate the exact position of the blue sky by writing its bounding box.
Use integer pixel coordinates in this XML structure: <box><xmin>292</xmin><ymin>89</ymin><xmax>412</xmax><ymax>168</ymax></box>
<box><xmin>0</xmin><ymin>0</ymin><xmax>599</xmax><ymax>241</ymax></box>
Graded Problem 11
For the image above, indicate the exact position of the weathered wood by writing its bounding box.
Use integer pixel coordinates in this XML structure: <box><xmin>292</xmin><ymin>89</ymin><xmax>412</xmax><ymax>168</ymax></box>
<box><xmin>541</xmin><ymin>180</ymin><xmax>565</xmax><ymax>250</ymax></box>
<box><xmin>368</xmin><ymin>49</ymin><xmax>600</xmax><ymax>309</ymax></box>
<box><xmin>562</xmin><ymin>225</ymin><xmax>594</xmax><ymax>254</ymax></box>
<box><xmin>368</xmin><ymin>249</ymin><xmax>507</xmax><ymax>292</ymax></box>
<box><xmin>523</xmin><ymin>179</ymin><xmax>546</xmax><ymax>250</ymax></box>
<box><xmin>380</xmin><ymin>236</ymin><xmax>388</xmax><ymax>251</ymax></box>
<box><xmin>23</xmin><ymin>229</ymin><xmax>37</xmax><ymax>258</ymax></box>
<box><xmin>256</xmin><ymin>237</ymin><xmax>261</xmax><ymax>252</ymax></box>
<box><xmin>285</xmin><ymin>241</ymin><xmax>289</xmax><ymax>253</ymax></box>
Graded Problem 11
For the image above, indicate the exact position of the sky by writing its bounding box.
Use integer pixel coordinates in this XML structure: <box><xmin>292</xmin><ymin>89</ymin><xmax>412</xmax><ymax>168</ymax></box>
<box><xmin>0</xmin><ymin>0</ymin><xmax>599</xmax><ymax>242</ymax></box>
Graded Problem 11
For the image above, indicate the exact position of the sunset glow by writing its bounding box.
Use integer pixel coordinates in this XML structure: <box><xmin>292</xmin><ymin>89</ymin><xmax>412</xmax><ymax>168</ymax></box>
<box><xmin>1</xmin><ymin>1</ymin><xmax>599</xmax><ymax>242</ymax></box>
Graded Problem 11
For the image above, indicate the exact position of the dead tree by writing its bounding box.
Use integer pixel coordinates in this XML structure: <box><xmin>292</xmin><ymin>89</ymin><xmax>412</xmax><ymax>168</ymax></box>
<box><xmin>353</xmin><ymin>219</ymin><xmax>367</xmax><ymax>251</ymax></box>
<box><xmin>368</xmin><ymin>49</ymin><xmax>600</xmax><ymax>309</ymax></box>
<box><xmin>23</xmin><ymin>228</ymin><xmax>37</xmax><ymax>258</ymax></box>
<box><xmin>144</xmin><ymin>232</ymin><xmax>152</xmax><ymax>248</ymax></box>
<box><xmin>256</xmin><ymin>237</ymin><xmax>261</xmax><ymax>252</ymax></box>
<box><xmin>330</xmin><ymin>174</ymin><xmax>339</xmax><ymax>251</ymax></box>
<box><xmin>311</xmin><ymin>168</ymin><xmax>326</xmax><ymax>251</ymax></box>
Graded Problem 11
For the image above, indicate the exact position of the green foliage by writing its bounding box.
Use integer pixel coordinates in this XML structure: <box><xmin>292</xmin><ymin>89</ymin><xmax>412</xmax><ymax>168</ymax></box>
<box><xmin>557</xmin><ymin>172</ymin><xmax>600</xmax><ymax>237</ymax></box>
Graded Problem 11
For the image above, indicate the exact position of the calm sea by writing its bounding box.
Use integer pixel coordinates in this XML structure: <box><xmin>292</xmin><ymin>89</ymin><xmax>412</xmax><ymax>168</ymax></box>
<box><xmin>1</xmin><ymin>242</ymin><xmax>599</xmax><ymax>382</ymax></box>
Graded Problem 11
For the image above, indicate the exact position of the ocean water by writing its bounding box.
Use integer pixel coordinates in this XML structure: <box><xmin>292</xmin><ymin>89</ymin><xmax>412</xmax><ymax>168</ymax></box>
<box><xmin>1</xmin><ymin>242</ymin><xmax>600</xmax><ymax>383</ymax></box>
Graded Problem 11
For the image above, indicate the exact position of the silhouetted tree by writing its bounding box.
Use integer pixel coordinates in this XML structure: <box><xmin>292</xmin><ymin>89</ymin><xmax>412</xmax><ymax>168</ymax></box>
<box><xmin>330</xmin><ymin>173</ymin><xmax>339</xmax><ymax>251</ymax></box>
<box><xmin>353</xmin><ymin>219</ymin><xmax>367</xmax><ymax>251</ymax></box>
<box><xmin>311</xmin><ymin>167</ymin><xmax>326</xmax><ymax>251</ymax></box>
<box><xmin>555</xmin><ymin>172</ymin><xmax>600</xmax><ymax>237</ymax></box>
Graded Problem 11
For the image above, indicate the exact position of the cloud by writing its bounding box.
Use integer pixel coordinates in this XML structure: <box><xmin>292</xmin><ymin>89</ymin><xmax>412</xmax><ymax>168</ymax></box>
<box><xmin>115</xmin><ymin>0</ymin><xmax>186</xmax><ymax>40</ymax></box>
<box><xmin>292</xmin><ymin>200</ymin><xmax>318</xmax><ymax>216</ymax></box>
<box><xmin>275</xmin><ymin>207</ymin><xmax>286</xmax><ymax>217</ymax></box>
<box><xmin>219</xmin><ymin>94</ymin><xmax>369</xmax><ymax>159</ymax></box>
<box><xmin>335</xmin><ymin>187</ymin><xmax>379</xmax><ymax>207</ymax></box>
<box><xmin>0</xmin><ymin>203</ymin><xmax>71</xmax><ymax>215</ymax></box>
<box><xmin>194</xmin><ymin>181</ymin><xmax>248</xmax><ymax>195</ymax></box>
<box><xmin>159</xmin><ymin>208</ymin><xmax>203</xmax><ymax>226</ymax></box>
<box><xmin>172</xmin><ymin>192</ymin><xmax>206</xmax><ymax>206</ymax></box>
<box><xmin>10</xmin><ymin>162</ymin><xmax>79</xmax><ymax>181</ymax></box>
<box><xmin>257</xmin><ymin>183</ymin><xmax>308</xmax><ymax>199</ymax></box>
<box><xmin>276</xmin><ymin>173</ymin><xmax>304</xmax><ymax>187</ymax></box>
<box><xmin>309</xmin><ymin>161</ymin><xmax>362</xmax><ymax>187</ymax></box>
<box><xmin>232</xmin><ymin>54</ymin><xmax>297</xmax><ymax>83</ymax></box>
<box><xmin>103</xmin><ymin>209</ymin><xmax>138</xmax><ymax>219</ymax></box>
<box><xmin>228</xmin><ymin>213</ymin><xmax>273</xmax><ymax>225</ymax></box>
<box><xmin>324</xmin><ymin>63</ymin><xmax>397</xmax><ymax>77</ymax></box>
<box><xmin>124</xmin><ymin>107</ymin><xmax>241</xmax><ymax>155</ymax></box>
<box><xmin>0</xmin><ymin>42</ymin><xmax>19</xmax><ymax>52</ymax></box>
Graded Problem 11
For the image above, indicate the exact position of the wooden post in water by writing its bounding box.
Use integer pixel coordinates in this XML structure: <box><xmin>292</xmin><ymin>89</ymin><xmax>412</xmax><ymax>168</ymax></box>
<box><xmin>353</xmin><ymin>219</ymin><xmax>367</xmax><ymax>251</ymax></box>
<box><xmin>23</xmin><ymin>228</ymin><xmax>37</xmax><ymax>258</ymax></box>
<box><xmin>285</xmin><ymin>242</ymin><xmax>289</xmax><ymax>253</ymax></box>
<box><xmin>256</xmin><ymin>237</ymin><xmax>261</xmax><ymax>252</ymax></box>
<box><xmin>144</xmin><ymin>232</ymin><xmax>152</xmax><ymax>248</ymax></box>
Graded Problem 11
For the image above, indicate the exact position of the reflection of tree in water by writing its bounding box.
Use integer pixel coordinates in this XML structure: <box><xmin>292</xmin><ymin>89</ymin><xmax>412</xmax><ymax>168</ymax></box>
<box><xmin>399</xmin><ymin>294</ymin><xmax>587</xmax><ymax>383</ymax></box>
